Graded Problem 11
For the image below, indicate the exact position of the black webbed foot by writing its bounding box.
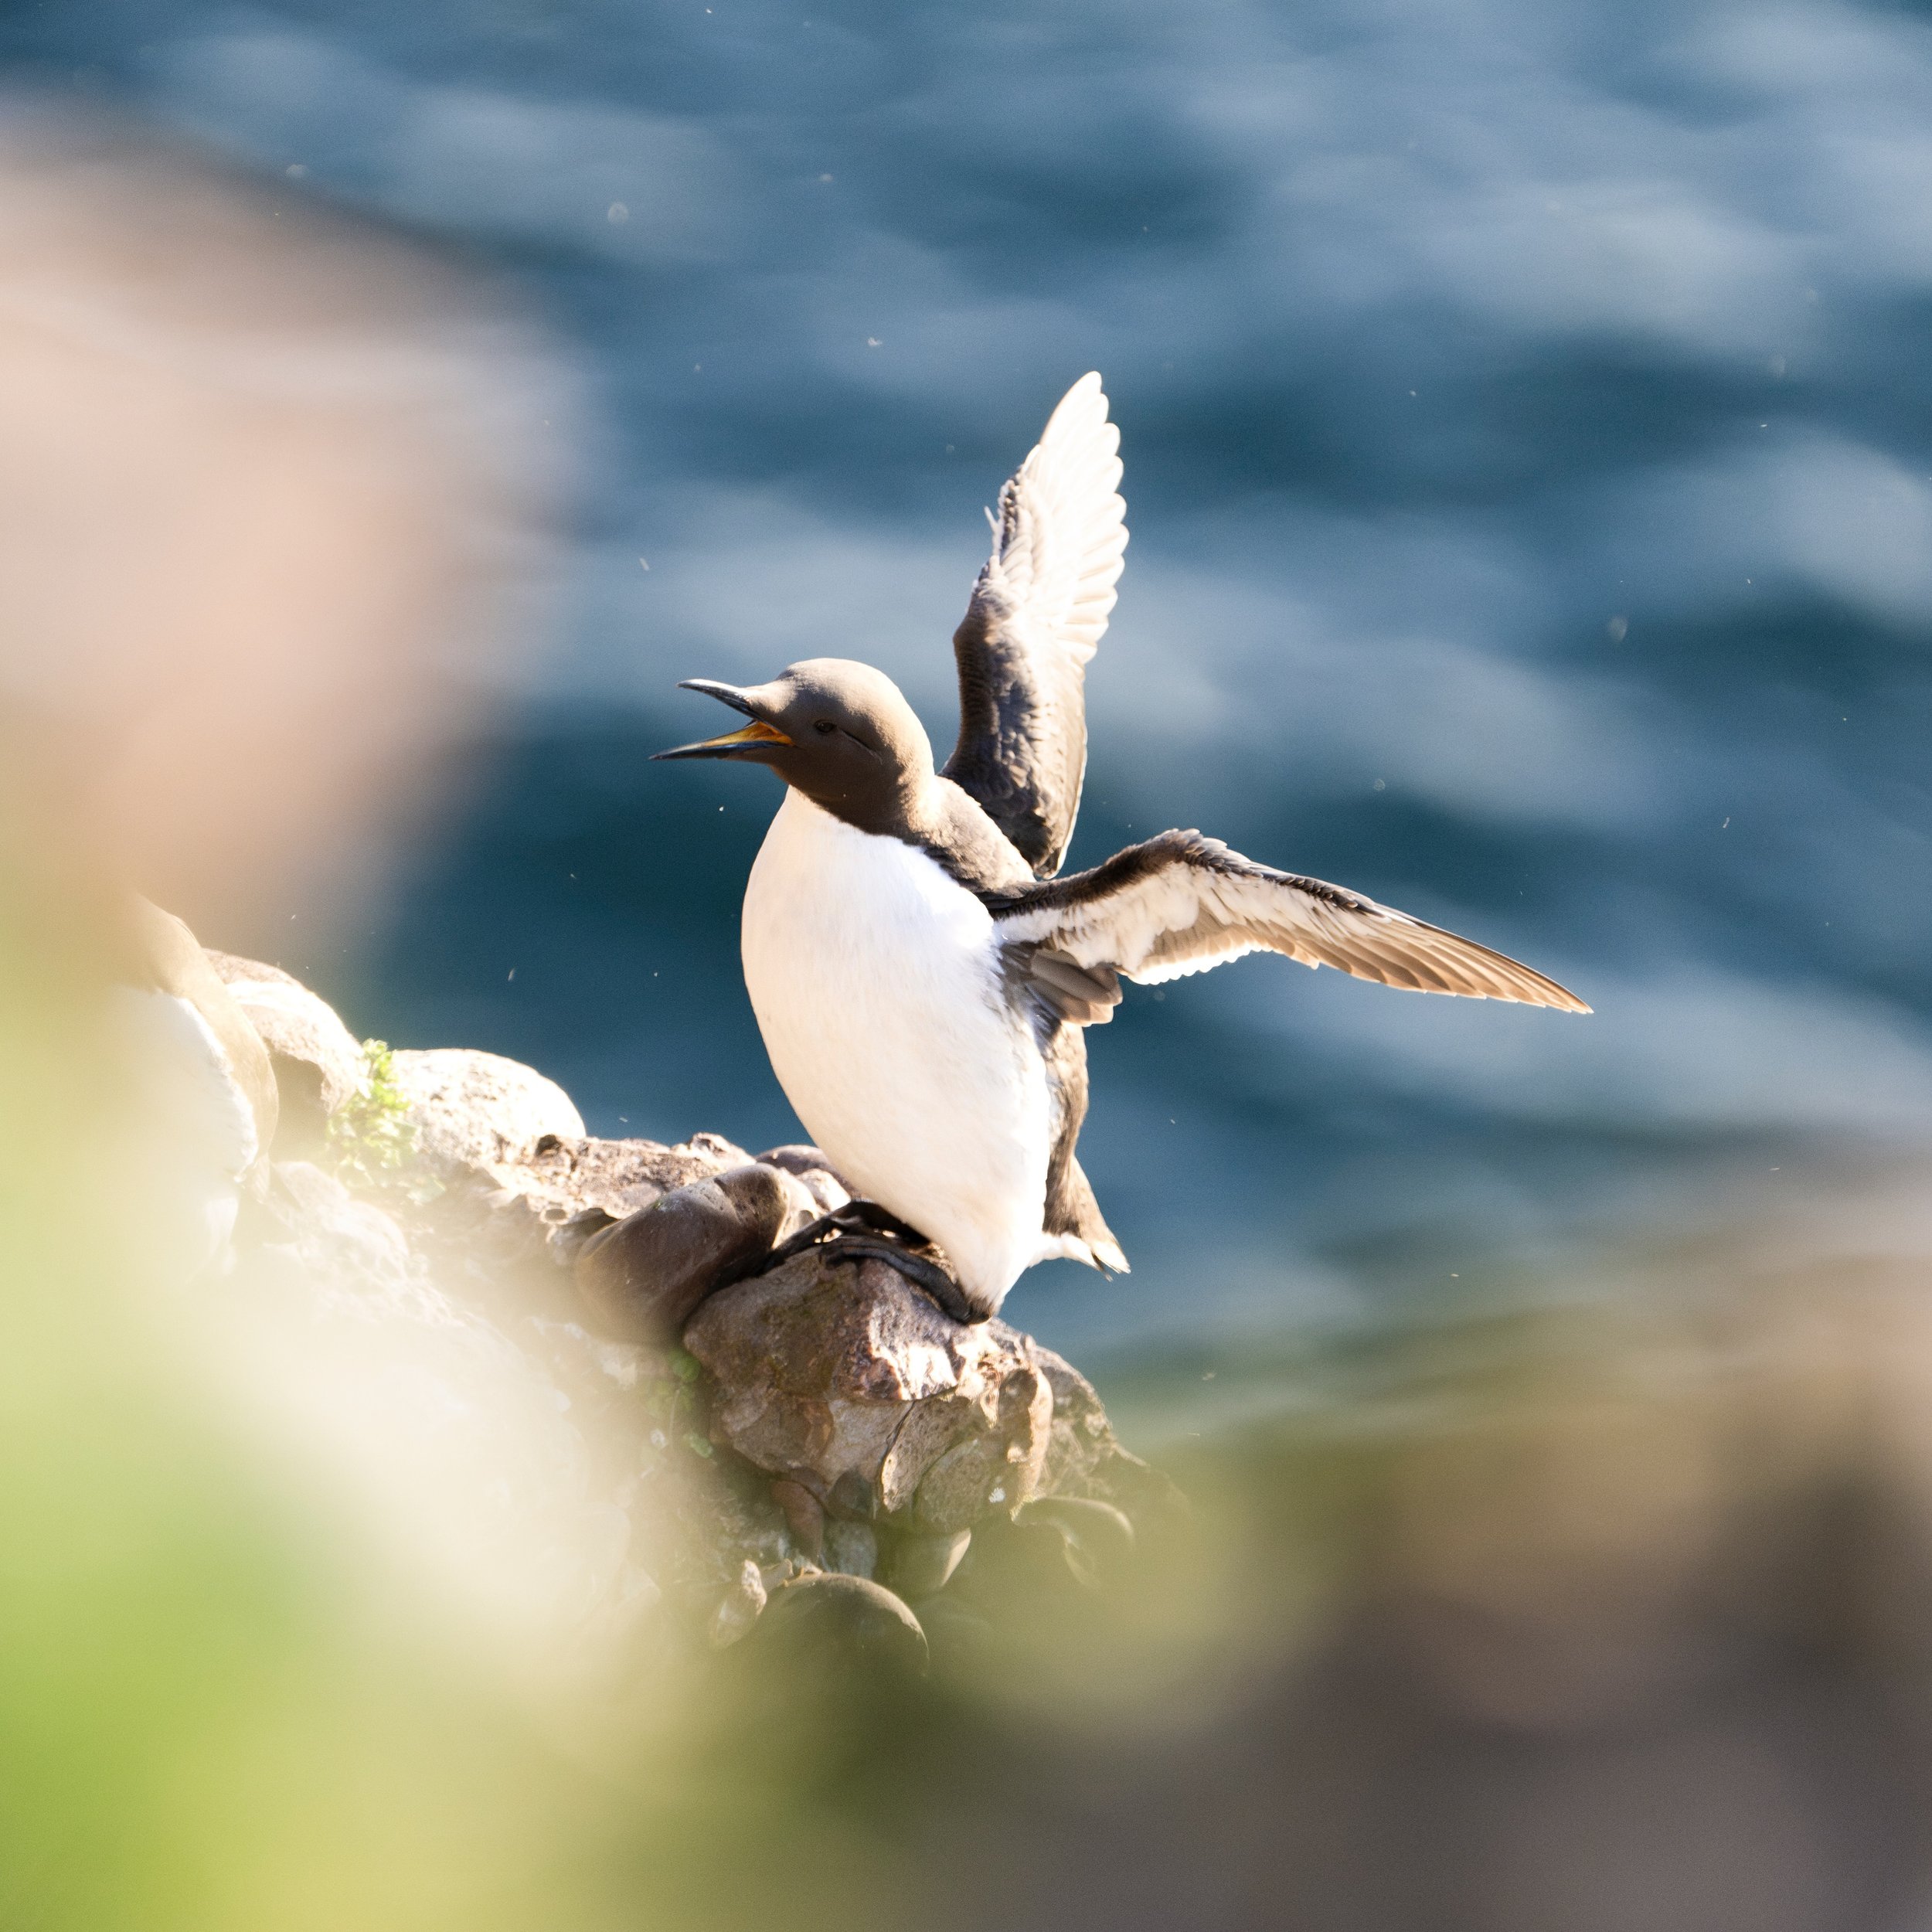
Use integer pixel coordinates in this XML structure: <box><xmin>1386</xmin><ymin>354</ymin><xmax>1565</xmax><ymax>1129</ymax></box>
<box><xmin>834</xmin><ymin>1197</ymin><xmax>931</xmax><ymax>1244</ymax></box>
<box><xmin>754</xmin><ymin>1200</ymin><xmax>884</xmax><ymax>1275</ymax></box>
<box><xmin>820</xmin><ymin>1235</ymin><xmax>978</xmax><ymax>1324</ymax></box>
<box><xmin>751</xmin><ymin>1199</ymin><xmax>980</xmax><ymax>1324</ymax></box>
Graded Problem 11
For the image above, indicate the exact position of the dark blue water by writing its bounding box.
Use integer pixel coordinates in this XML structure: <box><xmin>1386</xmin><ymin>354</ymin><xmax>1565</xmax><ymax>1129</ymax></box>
<box><xmin>18</xmin><ymin>0</ymin><xmax>1932</xmax><ymax>1363</ymax></box>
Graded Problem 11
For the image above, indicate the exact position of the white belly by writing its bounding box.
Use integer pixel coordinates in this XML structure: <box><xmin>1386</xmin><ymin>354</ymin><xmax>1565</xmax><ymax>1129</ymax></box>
<box><xmin>741</xmin><ymin>788</ymin><xmax>1050</xmax><ymax>1311</ymax></box>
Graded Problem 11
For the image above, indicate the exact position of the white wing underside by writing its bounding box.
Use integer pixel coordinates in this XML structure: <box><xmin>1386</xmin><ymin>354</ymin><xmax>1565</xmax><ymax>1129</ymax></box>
<box><xmin>944</xmin><ymin>372</ymin><xmax>1131</xmax><ymax>876</ymax></box>
<box><xmin>976</xmin><ymin>369</ymin><xmax>1128</xmax><ymax>668</ymax></box>
<box><xmin>995</xmin><ymin>835</ymin><xmax>1590</xmax><ymax>1012</ymax></box>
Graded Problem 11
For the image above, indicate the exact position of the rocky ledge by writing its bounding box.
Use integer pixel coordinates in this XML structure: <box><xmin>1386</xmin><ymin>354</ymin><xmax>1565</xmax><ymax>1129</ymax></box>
<box><xmin>211</xmin><ymin>945</ymin><xmax>1172</xmax><ymax>1672</ymax></box>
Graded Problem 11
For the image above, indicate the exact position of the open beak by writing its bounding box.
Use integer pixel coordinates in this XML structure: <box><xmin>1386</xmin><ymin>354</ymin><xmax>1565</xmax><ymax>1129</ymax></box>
<box><xmin>652</xmin><ymin>679</ymin><xmax>794</xmax><ymax>760</ymax></box>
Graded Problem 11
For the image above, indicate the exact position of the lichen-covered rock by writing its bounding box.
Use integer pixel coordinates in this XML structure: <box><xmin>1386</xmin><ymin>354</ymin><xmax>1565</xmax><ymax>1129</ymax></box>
<box><xmin>685</xmin><ymin>1252</ymin><xmax>1053</xmax><ymax>1532</ymax></box>
<box><xmin>575</xmin><ymin>1162</ymin><xmax>818</xmax><ymax>1342</ymax></box>
<box><xmin>208</xmin><ymin>951</ymin><xmax>367</xmax><ymax>1155</ymax></box>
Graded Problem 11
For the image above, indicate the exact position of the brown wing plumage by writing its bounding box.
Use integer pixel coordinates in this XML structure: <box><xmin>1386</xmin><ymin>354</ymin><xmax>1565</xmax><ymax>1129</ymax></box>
<box><xmin>1039</xmin><ymin>1022</ymin><xmax>1127</xmax><ymax>1272</ymax></box>
<box><xmin>992</xmin><ymin>830</ymin><xmax>1590</xmax><ymax>1012</ymax></box>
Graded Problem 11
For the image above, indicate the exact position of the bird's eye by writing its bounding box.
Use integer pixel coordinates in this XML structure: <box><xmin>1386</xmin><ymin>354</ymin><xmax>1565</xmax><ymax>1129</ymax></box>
<box><xmin>814</xmin><ymin>718</ymin><xmax>836</xmax><ymax>736</ymax></box>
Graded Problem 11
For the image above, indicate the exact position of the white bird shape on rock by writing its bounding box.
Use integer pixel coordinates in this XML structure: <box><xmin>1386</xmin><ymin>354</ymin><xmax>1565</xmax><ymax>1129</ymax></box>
<box><xmin>658</xmin><ymin>373</ymin><xmax>1588</xmax><ymax>1322</ymax></box>
<box><xmin>110</xmin><ymin>898</ymin><xmax>279</xmax><ymax>1282</ymax></box>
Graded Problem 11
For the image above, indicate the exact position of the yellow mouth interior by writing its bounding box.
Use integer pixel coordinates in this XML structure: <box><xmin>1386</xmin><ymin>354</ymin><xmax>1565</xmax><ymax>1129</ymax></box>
<box><xmin>701</xmin><ymin>719</ymin><xmax>792</xmax><ymax>749</ymax></box>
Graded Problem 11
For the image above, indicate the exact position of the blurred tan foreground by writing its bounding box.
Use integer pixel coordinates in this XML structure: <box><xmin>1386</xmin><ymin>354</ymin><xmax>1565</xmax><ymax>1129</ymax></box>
<box><xmin>7</xmin><ymin>104</ymin><xmax>1932</xmax><ymax>1932</ymax></box>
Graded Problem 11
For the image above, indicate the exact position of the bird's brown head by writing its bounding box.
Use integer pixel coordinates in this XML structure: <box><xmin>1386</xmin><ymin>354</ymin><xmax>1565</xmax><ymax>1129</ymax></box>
<box><xmin>655</xmin><ymin>658</ymin><xmax>934</xmax><ymax>828</ymax></box>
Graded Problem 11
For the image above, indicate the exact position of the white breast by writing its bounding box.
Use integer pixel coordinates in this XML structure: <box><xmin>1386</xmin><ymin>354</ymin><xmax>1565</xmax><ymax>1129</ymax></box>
<box><xmin>741</xmin><ymin>788</ymin><xmax>1051</xmax><ymax>1313</ymax></box>
<box><xmin>107</xmin><ymin>985</ymin><xmax>258</xmax><ymax>1282</ymax></box>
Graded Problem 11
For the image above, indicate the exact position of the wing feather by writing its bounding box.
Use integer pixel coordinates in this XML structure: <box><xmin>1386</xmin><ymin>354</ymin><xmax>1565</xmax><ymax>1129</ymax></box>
<box><xmin>992</xmin><ymin>831</ymin><xmax>1590</xmax><ymax>1013</ymax></box>
<box><xmin>943</xmin><ymin>372</ymin><xmax>1128</xmax><ymax>877</ymax></box>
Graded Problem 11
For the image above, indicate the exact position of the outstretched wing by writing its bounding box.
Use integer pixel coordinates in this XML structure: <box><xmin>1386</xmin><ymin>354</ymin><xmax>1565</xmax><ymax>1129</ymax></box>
<box><xmin>992</xmin><ymin>831</ymin><xmax>1590</xmax><ymax>1011</ymax></box>
<box><xmin>944</xmin><ymin>372</ymin><xmax>1128</xmax><ymax>879</ymax></box>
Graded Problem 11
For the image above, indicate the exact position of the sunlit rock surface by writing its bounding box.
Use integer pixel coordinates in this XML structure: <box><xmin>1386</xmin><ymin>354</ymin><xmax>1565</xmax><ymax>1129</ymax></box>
<box><xmin>389</xmin><ymin>1045</ymin><xmax>587</xmax><ymax>1184</ymax></box>
<box><xmin>686</xmin><ymin>1253</ymin><xmax>1055</xmax><ymax>1530</ymax></box>
<box><xmin>209</xmin><ymin>944</ymin><xmax>1165</xmax><ymax>1670</ymax></box>
<box><xmin>207</xmin><ymin>951</ymin><xmax>367</xmax><ymax>1155</ymax></box>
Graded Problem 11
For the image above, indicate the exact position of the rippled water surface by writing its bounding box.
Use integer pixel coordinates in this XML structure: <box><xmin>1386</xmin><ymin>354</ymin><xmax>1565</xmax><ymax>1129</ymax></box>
<box><xmin>16</xmin><ymin>0</ymin><xmax>1932</xmax><ymax>1367</ymax></box>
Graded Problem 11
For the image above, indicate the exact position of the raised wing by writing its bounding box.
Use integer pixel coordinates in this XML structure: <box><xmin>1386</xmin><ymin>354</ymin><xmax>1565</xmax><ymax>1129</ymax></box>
<box><xmin>943</xmin><ymin>372</ymin><xmax>1128</xmax><ymax>879</ymax></box>
<box><xmin>992</xmin><ymin>831</ymin><xmax>1590</xmax><ymax>1012</ymax></box>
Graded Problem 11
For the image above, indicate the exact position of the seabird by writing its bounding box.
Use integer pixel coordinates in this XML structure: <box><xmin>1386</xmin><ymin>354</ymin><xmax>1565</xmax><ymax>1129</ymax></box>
<box><xmin>111</xmin><ymin>897</ymin><xmax>278</xmax><ymax>1281</ymax></box>
<box><xmin>658</xmin><ymin>373</ymin><xmax>1588</xmax><ymax>1322</ymax></box>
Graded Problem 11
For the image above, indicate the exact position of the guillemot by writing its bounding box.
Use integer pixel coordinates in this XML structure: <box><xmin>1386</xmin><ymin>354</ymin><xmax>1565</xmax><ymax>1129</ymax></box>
<box><xmin>658</xmin><ymin>373</ymin><xmax>1588</xmax><ymax>1322</ymax></box>
<box><xmin>111</xmin><ymin>898</ymin><xmax>279</xmax><ymax>1281</ymax></box>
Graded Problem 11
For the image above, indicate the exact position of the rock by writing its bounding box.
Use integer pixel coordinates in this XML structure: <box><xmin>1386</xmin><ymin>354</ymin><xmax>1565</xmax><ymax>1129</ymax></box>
<box><xmin>828</xmin><ymin>1470</ymin><xmax>879</xmax><ymax>1522</ymax></box>
<box><xmin>1024</xmin><ymin>1338</ymin><xmax>1120</xmax><ymax>1495</ymax></box>
<box><xmin>517</xmin><ymin>1130</ymin><xmax>757</xmax><ymax>1227</ymax></box>
<box><xmin>372</xmin><ymin>1060</ymin><xmax>756</xmax><ymax>1297</ymax></box>
<box><xmin>451</xmin><ymin>1130</ymin><xmax>767</xmax><ymax>1284</ymax></box>
<box><xmin>685</xmin><ymin>1251</ymin><xmax>1053</xmax><ymax>1533</ymax></box>
<box><xmin>388</xmin><ymin>1047</ymin><xmax>587</xmax><ymax>1185</ymax></box>
<box><xmin>195</xmin><ymin>961</ymin><xmax>1162</xmax><ymax>1653</ymax></box>
<box><xmin>909</xmin><ymin>1590</ymin><xmax>995</xmax><ymax>1664</ymax></box>
<box><xmin>770</xmin><ymin>1478</ymin><xmax>825</xmax><ymax>1560</ymax></box>
<box><xmin>755</xmin><ymin>1145</ymin><xmax>852</xmax><ymax>1214</ymax></box>
<box><xmin>751</xmin><ymin>1573</ymin><xmax>928</xmax><ymax>1675</ymax></box>
<box><xmin>708</xmin><ymin>1557</ymin><xmax>768</xmax><ymax>1649</ymax></box>
<box><xmin>823</xmin><ymin>1520</ymin><xmax>879</xmax><ymax>1579</ymax></box>
<box><xmin>883</xmin><ymin>1529</ymin><xmax>971</xmax><ymax>1597</ymax></box>
<box><xmin>1015</xmin><ymin>1495</ymin><xmax>1136</xmax><ymax>1586</ymax></box>
<box><xmin>950</xmin><ymin>1509</ymin><xmax>1101</xmax><ymax>1609</ymax></box>
<box><xmin>179</xmin><ymin>939</ymin><xmax>1164</xmax><ymax>1662</ymax></box>
<box><xmin>575</xmin><ymin>1163</ymin><xmax>818</xmax><ymax>1342</ymax></box>
<box><xmin>207</xmin><ymin>951</ymin><xmax>367</xmax><ymax>1155</ymax></box>
<box><xmin>1029</xmin><ymin>1338</ymin><xmax>1182</xmax><ymax>1526</ymax></box>
<box><xmin>237</xmin><ymin>1158</ymin><xmax>655</xmax><ymax>1648</ymax></box>
<box><xmin>257</xmin><ymin>1158</ymin><xmax>420</xmax><ymax>1289</ymax></box>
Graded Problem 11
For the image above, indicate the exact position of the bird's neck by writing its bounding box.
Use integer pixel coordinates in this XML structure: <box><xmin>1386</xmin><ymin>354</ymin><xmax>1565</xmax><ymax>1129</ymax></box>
<box><xmin>784</xmin><ymin>768</ymin><xmax>1032</xmax><ymax>899</ymax></box>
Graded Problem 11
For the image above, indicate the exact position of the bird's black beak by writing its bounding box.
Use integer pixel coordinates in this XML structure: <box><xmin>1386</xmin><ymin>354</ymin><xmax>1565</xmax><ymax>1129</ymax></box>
<box><xmin>652</xmin><ymin>680</ymin><xmax>794</xmax><ymax>760</ymax></box>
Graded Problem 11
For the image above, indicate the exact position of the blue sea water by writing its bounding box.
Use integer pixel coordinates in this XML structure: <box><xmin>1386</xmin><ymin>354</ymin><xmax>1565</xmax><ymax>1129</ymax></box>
<box><xmin>15</xmin><ymin>0</ymin><xmax>1932</xmax><ymax>1367</ymax></box>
